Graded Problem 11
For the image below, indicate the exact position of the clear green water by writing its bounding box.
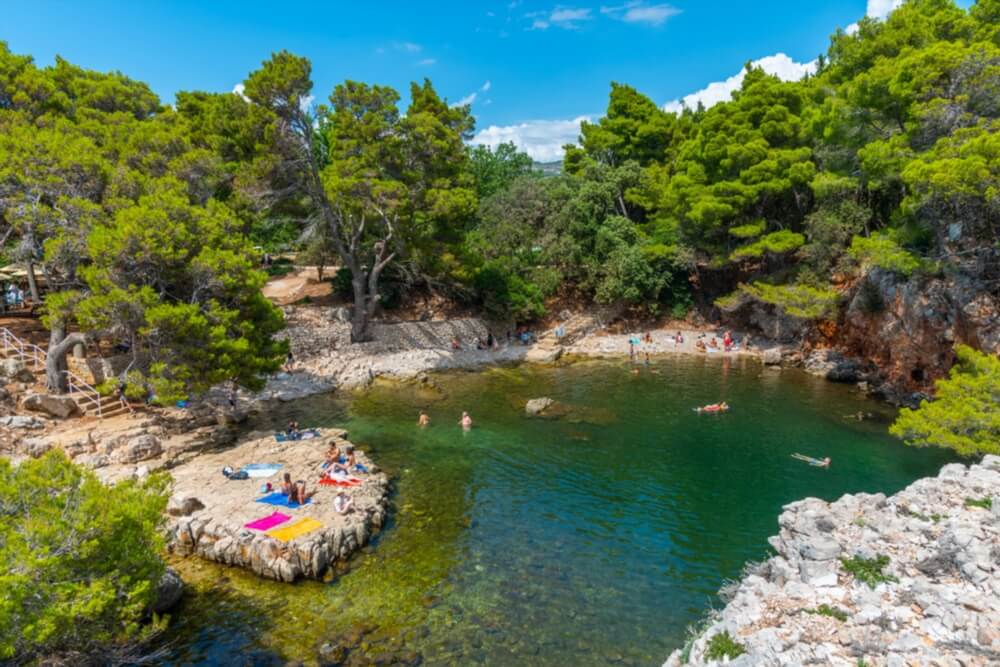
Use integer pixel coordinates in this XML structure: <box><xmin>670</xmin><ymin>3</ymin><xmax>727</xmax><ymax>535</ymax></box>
<box><xmin>161</xmin><ymin>357</ymin><xmax>954</xmax><ymax>666</ymax></box>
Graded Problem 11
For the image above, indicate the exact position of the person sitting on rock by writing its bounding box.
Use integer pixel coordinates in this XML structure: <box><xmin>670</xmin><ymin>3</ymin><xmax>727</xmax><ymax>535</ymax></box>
<box><xmin>290</xmin><ymin>479</ymin><xmax>313</xmax><ymax>505</ymax></box>
<box><xmin>322</xmin><ymin>443</ymin><xmax>341</xmax><ymax>468</ymax></box>
<box><xmin>280</xmin><ymin>472</ymin><xmax>294</xmax><ymax>497</ymax></box>
<box><xmin>708</xmin><ymin>337</ymin><xmax>719</xmax><ymax>349</ymax></box>
<box><xmin>286</xmin><ymin>420</ymin><xmax>300</xmax><ymax>440</ymax></box>
<box><xmin>333</xmin><ymin>491</ymin><xmax>353</xmax><ymax>515</ymax></box>
<box><xmin>344</xmin><ymin>446</ymin><xmax>368</xmax><ymax>473</ymax></box>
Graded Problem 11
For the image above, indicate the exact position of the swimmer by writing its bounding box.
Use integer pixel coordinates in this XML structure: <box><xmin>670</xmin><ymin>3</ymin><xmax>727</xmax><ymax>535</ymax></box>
<box><xmin>418</xmin><ymin>411</ymin><xmax>430</xmax><ymax>427</ymax></box>
<box><xmin>459</xmin><ymin>411</ymin><xmax>473</xmax><ymax>429</ymax></box>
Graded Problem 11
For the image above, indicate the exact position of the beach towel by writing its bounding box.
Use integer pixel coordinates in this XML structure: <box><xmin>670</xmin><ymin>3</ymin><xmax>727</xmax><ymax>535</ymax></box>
<box><xmin>242</xmin><ymin>463</ymin><xmax>283</xmax><ymax>478</ymax></box>
<box><xmin>319</xmin><ymin>476</ymin><xmax>361</xmax><ymax>487</ymax></box>
<box><xmin>274</xmin><ymin>429</ymin><xmax>319</xmax><ymax>442</ymax></box>
<box><xmin>256</xmin><ymin>491</ymin><xmax>312</xmax><ymax>508</ymax></box>
<box><xmin>245</xmin><ymin>512</ymin><xmax>292</xmax><ymax>531</ymax></box>
<box><xmin>266</xmin><ymin>517</ymin><xmax>323</xmax><ymax>542</ymax></box>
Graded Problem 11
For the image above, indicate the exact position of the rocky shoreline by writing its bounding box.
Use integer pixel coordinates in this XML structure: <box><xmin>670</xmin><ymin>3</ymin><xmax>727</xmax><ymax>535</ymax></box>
<box><xmin>165</xmin><ymin>428</ymin><xmax>390</xmax><ymax>582</ymax></box>
<box><xmin>665</xmin><ymin>456</ymin><xmax>1000</xmax><ymax>667</ymax></box>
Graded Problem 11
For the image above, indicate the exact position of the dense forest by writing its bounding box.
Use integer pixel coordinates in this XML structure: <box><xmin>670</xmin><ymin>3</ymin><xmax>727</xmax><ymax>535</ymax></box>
<box><xmin>1</xmin><ymin>0</ymin><xmax>998</xmax><ymax>403</ymax></box>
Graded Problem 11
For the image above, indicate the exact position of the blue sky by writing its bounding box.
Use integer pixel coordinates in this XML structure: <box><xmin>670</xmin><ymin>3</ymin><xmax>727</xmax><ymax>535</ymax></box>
<box><xmin>1</xmin><ymin>1</ymin><xmax>970</xmax><ymax>160</ymax></box>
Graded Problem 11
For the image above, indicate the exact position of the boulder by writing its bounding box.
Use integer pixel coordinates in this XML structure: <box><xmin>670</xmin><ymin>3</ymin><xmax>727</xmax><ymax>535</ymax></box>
<box><xmin>21</xmin><ymin>393</ymin><xmax>81</xmax><ymax>419</ymax></box>
<box><xmin>331</xmin><ymin>306</ymin><xmax>352</xmax><ymax>323</ymax></box>
<box><xmin>151</xmin><ymin>567</ymin><xmax>184</xmax><ymax>614</ymax></box>
<box><xmin>762</xmin><ymin>348</ymin><xmax>782</xmax><ymax>365</ymax></box>
<box><xmin>0</xmin><ymin>414</ymin><xmax>46</xmax><ymax>430</ymax></box>
<box><xmin>167</xmin><ymin>494</ymin><xmax>205</xmax><ymax>517</ymax></box>
<box><xmin>0</xmin><ymin>358</ymin><xmax>35</xmax><ymax>383</ymax></box>
<box><xmin>114</xmin><ymin>434</ymin><xmax>162</xmax><ymax>463</ymax></box>
<box><xmin>525</xmin><ymin>397</ymin><xmax>555</xmax><ymax>416</ymax></box>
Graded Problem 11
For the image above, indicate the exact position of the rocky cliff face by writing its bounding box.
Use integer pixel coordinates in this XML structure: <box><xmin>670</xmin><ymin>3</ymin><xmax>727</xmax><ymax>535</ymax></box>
<box><xmin>665</xmin><ymin>456</ymin><xmax>1000</xmax><ymax>667</ymax></box>
<box><xmin>835</xmin><ymin>267</ymin><xmax>1000</xmax><ymax>398</ymax></box>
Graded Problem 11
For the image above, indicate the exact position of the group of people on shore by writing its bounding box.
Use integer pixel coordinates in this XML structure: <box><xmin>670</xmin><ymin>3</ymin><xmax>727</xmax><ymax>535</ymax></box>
<box><xmin>450</xmin><ymin>327</ymin><xmax>538</xmax><ymax>352</ymax></box>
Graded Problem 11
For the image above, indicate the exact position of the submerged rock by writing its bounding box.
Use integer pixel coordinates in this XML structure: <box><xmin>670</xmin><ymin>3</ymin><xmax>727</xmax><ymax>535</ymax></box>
<box><xmin>151</xmin><ymin>567</ymin><xmax>184</xmax><ymax>614</ymax></box>
<box><xmin>525</xmin><ymin>397</ymin><xmax>555</xmax><ymax>416</ymax></box>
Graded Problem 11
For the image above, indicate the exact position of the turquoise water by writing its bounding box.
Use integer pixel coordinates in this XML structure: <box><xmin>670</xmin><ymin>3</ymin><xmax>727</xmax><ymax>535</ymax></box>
<box><xmin>161</xmin><ymin>356</ymin><xmax>954</xmax><ymax>666</ymax></box>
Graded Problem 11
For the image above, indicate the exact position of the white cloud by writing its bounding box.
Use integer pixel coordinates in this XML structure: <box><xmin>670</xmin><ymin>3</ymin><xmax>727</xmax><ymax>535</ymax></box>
<box><xmin>416</xmin><ymin>58</ymin><xmax>437</xmax><ymax>66</ymax></box>
<box><xmin>452</xmin><ymin>81</ymin><xmax>492</xmax><ymax>108</ymax></box>
<box><xmin>845</xmin><ymin>22</ymin><xmax>860</xmax><ymax>36</ymax></box>
<box><xmin>471</xmin><ymin>116</ymin><xmax>591</xmax><ymax>162</ymax></box>
<box><xmin>528</xmin><ymin>6</ymin><xmax>592</xmax><ymax>30</ymax></box>
<box><xmin>867</xmin><ymin>0</ymin><xmax>903</xmax><ymax>19</ymax></box>
<box><xmin>662</xmin><ymin>53</ymin><xmax>817</xmax><ymax>113</ymax></box>
<box><xmin>602</xmin><ymin>2</ymin><xmax>681</xmax><ymax>26</ymax></box>
<box><xmin>395</xmin><ymin>41</ymin><xmax>422</xmax><ymax>53</ymax></box>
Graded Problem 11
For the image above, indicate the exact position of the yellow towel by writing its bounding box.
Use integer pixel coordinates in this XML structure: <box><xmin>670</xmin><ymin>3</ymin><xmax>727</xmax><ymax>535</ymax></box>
<box><xmin>266</xmin><ymin>517</ymin><xmax>323</xmax><ymax>542</ymax></box>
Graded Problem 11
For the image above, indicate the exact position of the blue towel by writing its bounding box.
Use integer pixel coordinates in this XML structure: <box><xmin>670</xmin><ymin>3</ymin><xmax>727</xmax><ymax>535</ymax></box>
<box><xmin>256</xmin><ymin>492</ymin><xmax>311</xmax><ymax>508</ymax></box>
<box><xmin>243</xmin><ymin>463</ymin><xmax>283</xmax><ymax>471</ymax></box>
<box><xmin>355</xmin><ymin>463</ymin><xmax>369</xmax><ymax>473</ymax></box>
<box><xmin>274</xmin><ymin>429</ymin><xmax>319</xmax><ymax>443</ymax></box>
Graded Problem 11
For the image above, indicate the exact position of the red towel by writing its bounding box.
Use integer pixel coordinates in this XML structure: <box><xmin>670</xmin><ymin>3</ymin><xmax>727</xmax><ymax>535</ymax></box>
<box><xmin>319</xmin><ymin>477</ymin><xmax>361</xmax><ymax>487</ymax></box>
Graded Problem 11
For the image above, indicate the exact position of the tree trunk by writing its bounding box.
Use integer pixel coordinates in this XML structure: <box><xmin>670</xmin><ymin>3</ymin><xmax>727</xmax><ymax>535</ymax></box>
<box><xmin>46</xmin><ymin>327</ymin><xmax>87</xmax><ymax>394</ymax></box>
<box><xmin>25</xmin><ymin>262</ymin><xmax>40</xmax><ymax>302</ymax></box>
<box><xmin>350</xmin><ymin>272</ymin><xmax>371</xmax><ymax>343</ymax></box>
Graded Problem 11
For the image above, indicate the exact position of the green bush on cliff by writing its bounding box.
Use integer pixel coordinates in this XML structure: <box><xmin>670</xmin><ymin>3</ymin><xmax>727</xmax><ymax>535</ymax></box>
<box><xmin>0</xmin><ymin>451</ymin><xmax>170</xmax><ymax>663</ymax></box>
<box><xmin>705</xmin><ymin>631</ymin><xmax>746</xmax><ymax>660</ymax></box>
<box><xmin>738</xmin><ymin>282</ymin><xmax>840</xmax><ymax>320</ymax></box>
<box><xmin>891</xmin><ymin>345</ymin><xmax>1000</xmax><ymax>457</ymax></box>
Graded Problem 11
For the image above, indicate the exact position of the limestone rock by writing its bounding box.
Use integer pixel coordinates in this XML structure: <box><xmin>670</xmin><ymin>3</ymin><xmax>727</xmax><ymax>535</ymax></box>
<box><xmin>762</xmin><ymin>348</ymin><xmax>782</xmax><ymax>365</ymax></box>
<box><xmin>114</xmin><ymin>434</ymin><xmax>162</xmax><ymax>463</ymax></box>
<box><xmin>0</xmin><ymin>414</ymin><xmax>46</xmax><ymax>429</ymax></box>
<box><xmin>167</xmin><ymin>494</ymin><xmax>205</xmax><ymax>517</ymax></box>
<box><xmin>525</xmin><ymin>397</ymin><xmax>555</xmax><ymax>416</ymax></box>
<box><xmin>21</xmin><ymin>393</ymin><xmax>81</xmax><ymax>419</ymax></box>
<box><xmin>0</xmin><ymin>358</ymin><xmax>35</xmax><ymax>383</ymax></box>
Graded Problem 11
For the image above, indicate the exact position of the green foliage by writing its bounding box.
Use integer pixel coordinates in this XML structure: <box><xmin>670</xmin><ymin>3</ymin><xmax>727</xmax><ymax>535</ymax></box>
<box><xmin>473</xmin><ymin>261</ymin><xmax>546</xmax><ymax>321</ymax></box>
<box><xmin>730</xmin><ymin>230</ymin><xmax>805</xmax><ymax>260</ymax></box>
<box><xmin>848</xmin><ymin>234</ymin><xmax>922</xmax><ymax>276</ymax></box>
<box><xmin>704</xmin><ymin>631</ymin><xmax>746</xmax><ymax>661</ymax></box>
<box><xmin>840</xmin><ymin>554</ymin><xmax>898</xmax><ymax>589</ymax></box>
<box><xmin>738</xmin><ymin>282</ymin><xmax>840</xmax><ymax>319</ymax></box>
<box><xmin>469</xmin><ymin>142</ymin><xmax>535</xmax><ymax>199</ymax></box>
<box><xmin>0</xmin><ymin>451</ymin><xmax>170</xmax><ymax>662</ymax></box>
<box><xmin>805</xmin><ymin>604</ymin><xmax>849</xmax><ymax>622</ymax></box>
<box><xmin>890</xmin><ymin>345</ymin><xmax>1000</xmax><ymax>456</ymax></box>
<box><xmin>964</xmin><ymin>496</ymin><xmax>993</xmax><ymax>510</ymax></box>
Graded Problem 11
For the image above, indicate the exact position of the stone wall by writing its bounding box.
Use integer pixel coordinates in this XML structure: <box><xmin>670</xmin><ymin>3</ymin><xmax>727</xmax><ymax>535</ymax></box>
<box><xmin>665</xmin><ymin>456</ymin><xmax>1000</xmax><ymax>666</ymax></box>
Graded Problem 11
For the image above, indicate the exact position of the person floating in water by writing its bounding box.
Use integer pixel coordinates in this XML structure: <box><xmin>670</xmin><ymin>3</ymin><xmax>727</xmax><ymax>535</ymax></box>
<box><xmin>695</xmin><ymin>402</ymin><xmax>729</xmax><ymax>413</ymax></box>
<box><xmin>792</xmin><ymin>453</ymin><xmax>831</xmax><ymax>467</ymax></box>
<box><xmin>459</xmin><ymin>411</ymin><xmax>473</xmax><ymax>430</ymax></box>
<box><xmin>418</xmin><ymin>411</ymin><xmax>430</xmax><ymax>427</ymax></box>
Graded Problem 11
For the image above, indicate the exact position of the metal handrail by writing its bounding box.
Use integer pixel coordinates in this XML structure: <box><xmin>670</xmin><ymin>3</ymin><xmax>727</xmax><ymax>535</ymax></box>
<box><xmin>1</xmin><ymin>326</ymin><xmax>104</xmax><ymax>419</ymax></box>
<box><xmin>63</xmin><ymin>370</ymin><xmax>103</xmax><ymax>419</ymax></box>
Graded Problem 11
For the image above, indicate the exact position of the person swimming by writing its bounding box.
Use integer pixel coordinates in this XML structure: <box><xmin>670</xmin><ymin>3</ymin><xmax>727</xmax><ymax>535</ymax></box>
<box><xmin>459</xmin><ymin>411</ymin><xmax>473</xmax><ymax>429</ymax></box>
<box><xmin>696</xmin><ymin>402</ymin><xmax>730</xmax><ymax>413</ymax></box>
<box><xmin>792</xmin><ymin>453</ymin><xmax>831</xmax><ymax>468</ymax></box>
<box><xmin>418</xmin><ymin>411</ymin><xmax>430</xmax><ymax>427</ymax></box>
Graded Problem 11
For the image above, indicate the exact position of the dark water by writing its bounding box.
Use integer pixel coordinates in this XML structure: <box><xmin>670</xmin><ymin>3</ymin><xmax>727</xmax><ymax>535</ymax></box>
<box><xmin>161</xmin><ymin>356</ymin><xmax>954</xmax><ymax>666</ymax></box>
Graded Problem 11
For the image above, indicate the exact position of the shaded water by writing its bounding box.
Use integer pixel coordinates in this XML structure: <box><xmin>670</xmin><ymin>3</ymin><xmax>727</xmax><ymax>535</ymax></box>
<box><xmin>161</xmin><ymin>356</ymin><xmax>954</xmax><ymax>666</ymax></box>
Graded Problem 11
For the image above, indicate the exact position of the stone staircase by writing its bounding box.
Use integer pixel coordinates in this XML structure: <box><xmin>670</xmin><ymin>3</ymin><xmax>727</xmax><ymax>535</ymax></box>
<box><xmin>1</xmin><ymin>326</ymin><xmax>117</xmax><ymax>419</ymax></box>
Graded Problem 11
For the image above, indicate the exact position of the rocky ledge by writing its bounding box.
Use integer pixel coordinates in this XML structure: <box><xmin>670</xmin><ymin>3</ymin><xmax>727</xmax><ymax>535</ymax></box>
<box><xmin>166</xmin><ymin>429</ymin><xmax>389</xmax><ymax>582</ymax></box>
<box><xmin>666</xmin><ymin>456</ymin><xmax>1000</xmax><ymax>667</ymax></box>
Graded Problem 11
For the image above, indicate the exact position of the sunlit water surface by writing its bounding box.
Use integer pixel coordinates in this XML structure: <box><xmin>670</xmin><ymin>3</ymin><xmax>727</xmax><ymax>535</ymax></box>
<box><xmin>161</xmin><ymin>357</ymin><xmax>954</xmax><ymax>666</ymax></box>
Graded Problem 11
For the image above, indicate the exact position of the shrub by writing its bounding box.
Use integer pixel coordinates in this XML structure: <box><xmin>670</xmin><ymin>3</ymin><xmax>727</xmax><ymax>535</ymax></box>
<box><xmin>891</xmin><ymin>345</ymin><xmax>1000</xmax><ymax>457</ymax></box>
<box><xmin>964</xmin><ymin>497</ymin><xmax>992</xmax><ymax>510</ymax></box>
<box><xmin>840</xmin><ymin>554</ymin><xmax>898</xmax><ymax>589</ymax></box>
<box><xmin>0</xmin><ymin>451</ymin><xmax>170</xmax><ymax>663</ymax></box>
<box><xmin>848</xmin><ymin>234</ymin><xmax>921</xmax><ymax>277</ymax></box>
<box><xmin>738</xmin><ymin>281</ymin><xmax>840</xmax><ymax>320</ymax></box>
<box><xmin>705</xmin><ymin>631</ymin><xmax>746</xmax><ymax>661</ymax></box>
<box><xmin>730</xmin><ymin>230</ymin><xmax>806</xmax><ymax>261</ymax></box>
<box><xmin>805</xmin><ymin>604</ymin><xmax>849</xmax><ymax>622</ymax></box>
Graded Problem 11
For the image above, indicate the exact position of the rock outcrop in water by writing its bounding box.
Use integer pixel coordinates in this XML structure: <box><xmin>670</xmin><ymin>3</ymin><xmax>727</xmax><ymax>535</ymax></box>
<box><xmin>166</xmin><ymin>429</ymin><xmax>390</xmax><ymax>582</ymax></box>
<box><xmin>665</xmin><ymin>456</ymin><xmax>1000</xmax><ymax>667</ymax></box>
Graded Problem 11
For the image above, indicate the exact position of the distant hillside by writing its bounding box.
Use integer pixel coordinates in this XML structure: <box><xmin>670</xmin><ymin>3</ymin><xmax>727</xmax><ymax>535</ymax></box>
<box><xmin>533</xmin><ymin>161</ymin><xmax>562</xmax><ymax>176</ymax></box>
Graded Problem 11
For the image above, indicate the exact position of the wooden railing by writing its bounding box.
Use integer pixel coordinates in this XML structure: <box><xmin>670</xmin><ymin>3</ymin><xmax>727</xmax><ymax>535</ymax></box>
<box><xmin>0</xmin><ymin>326</ymin><xmax>104</xmax><ymax>419</ymax></box>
